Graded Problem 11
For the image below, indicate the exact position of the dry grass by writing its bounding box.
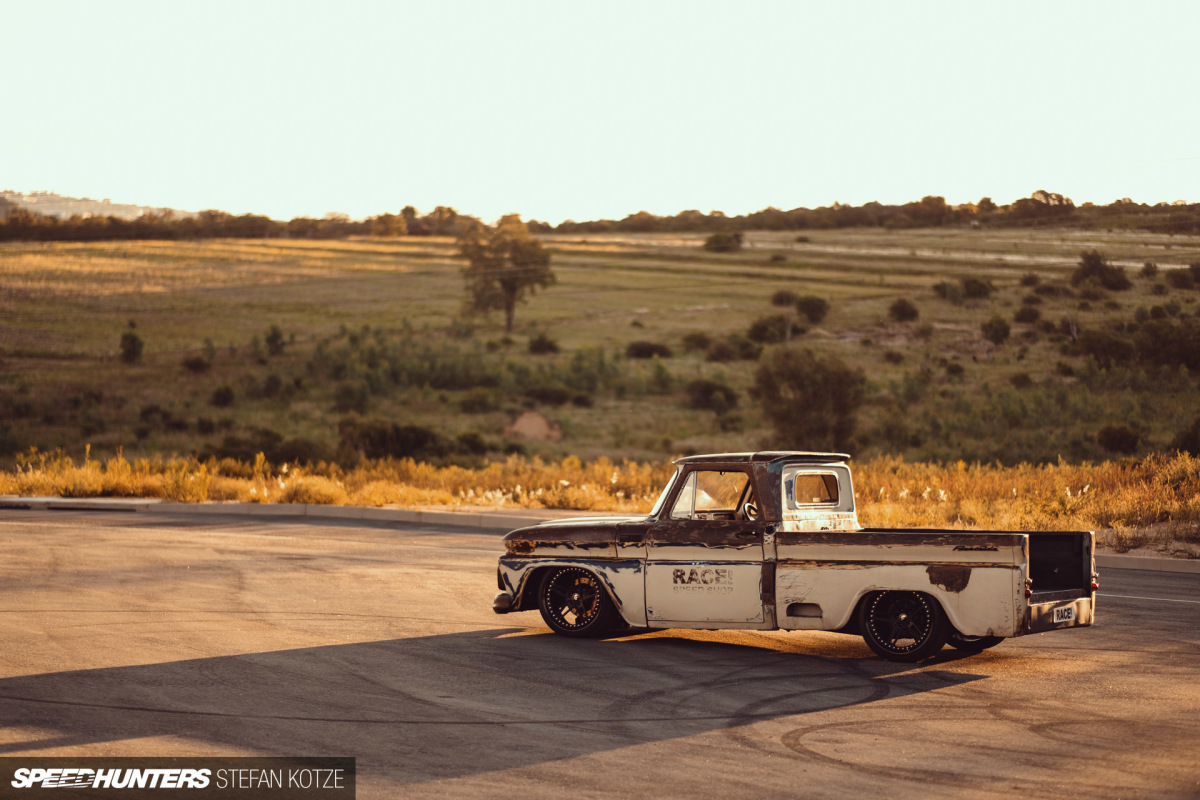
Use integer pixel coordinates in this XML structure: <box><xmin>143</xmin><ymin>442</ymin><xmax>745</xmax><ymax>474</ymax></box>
<box><xmin>2</xmin><ymin>448</ymin><xmax>1198</xmax><ymax>555</ymax></box>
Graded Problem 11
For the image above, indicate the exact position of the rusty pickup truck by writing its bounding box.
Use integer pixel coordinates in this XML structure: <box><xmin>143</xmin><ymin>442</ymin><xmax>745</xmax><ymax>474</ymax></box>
<box><xmin>493</xmin><ymin>451</ymin><xmax>1096</xmax><ymax>661</ymax></box>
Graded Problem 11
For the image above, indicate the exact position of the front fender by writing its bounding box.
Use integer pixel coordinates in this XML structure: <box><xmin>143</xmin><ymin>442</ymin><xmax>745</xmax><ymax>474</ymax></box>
<box><xmin>498</xmin><ymin>557</ymin><xmax>646</xmax><ymax>628</ymax></box>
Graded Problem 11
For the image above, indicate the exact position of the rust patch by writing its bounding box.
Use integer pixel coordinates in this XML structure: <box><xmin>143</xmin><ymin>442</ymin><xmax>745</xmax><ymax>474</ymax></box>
<box><xmin>927</xmin><ymin>564</ymin><xmax>972</xmax><ymax>593</ymax></box>
<box><xmin>506</xmin><ymin>539</ymin><xmax>535</xmax><ymax>555</ymax></box>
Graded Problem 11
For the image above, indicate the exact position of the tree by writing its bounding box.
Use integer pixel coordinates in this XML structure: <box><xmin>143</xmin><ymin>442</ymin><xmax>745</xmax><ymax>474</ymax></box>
<box><xmin>459</xmin><ymin>215</ymin><xmax>555</xmax><ymax>333</ymax></box>
<box><xmin>120</xmin><ymin>331</ymin><xmax>144</xmax><ymax>364</ymax></box>
<box><xmin>752</xmin><ymin>348</ymin><xmax>865</xmax><ymax>451</ymax></box>
<box><xmin>889</xmin><ymin>298</ymin><xmax>919</xmax><ymax>322</ymax></box>
<box><xmin>1072</xmin><ymin>250</ymin><xmax>1131</xmax><ymax>291</ymax></box>
<box><xmin>981</xmin><ymin>316</ymin><xmax>1011</xmax><ymax>345</ymax></box>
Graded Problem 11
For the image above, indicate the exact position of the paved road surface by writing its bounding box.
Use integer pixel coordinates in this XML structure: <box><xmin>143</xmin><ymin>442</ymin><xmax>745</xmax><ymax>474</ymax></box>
<box><xmin>0</xmin><ymin>510</ymin><xmax>1196</xmax><ymax>799</ymax></box>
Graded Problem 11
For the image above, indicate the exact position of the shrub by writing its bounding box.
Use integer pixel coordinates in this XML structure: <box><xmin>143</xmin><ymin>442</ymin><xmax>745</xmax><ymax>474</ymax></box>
<box><xmin>1097</xmin><ymin>424</ymin><xmax>1140</xmax><ymax>455</ymax></box>
<box><xmin>338</xmin><ymin>418</ymin><xmax>448</xmax><ymax>461</ymax></box>
<box><xmin>961</xmin><ymin>277</ymin><xmax>995</xmax><ymax>299</ymax></box>
<box><xmin>1165</xmin><ymin>270</ymin><xmax>1196</xmax><ymax>291</ymax></box>
<box><xmin>768</xmin><ymin>253</ymin><xmax>787</xmax><ymax>264</ymax></box>
<box><xmin>945</xmin><ymin>362</ymin><xmax>965</xmax><ymax>378</ymax></box>
<box><xmin>1170</xmin><ymin>415</ymin><xmax>1200</xmax><ymax>454</ymax></box>
<box><xmin>183</xmin><ymin>356</ymin><xmax>210</xmax><ymax>373</ymax></box>
<box><xmin>210</xmin><ymin>386</ymin><xmax>235</xmax><ymax>408</ymax></box>
<box><xmin>1009</xmin><ymin>373</ymin><xmax>1035</xmax><ymax>390</ymax></box>
<box><xmin>685</xmin><ymin>379</ymin><xmax>738</xmax><ymax>413</ymax></box>
<box><xmin>752</xmin><ymin>348</ymin><xmax>865</xmax><ymax>451</ymax></box>
<box><xmin>1071</xmin><ymin>250</ymin><xmax>1131</xmax><ymax>291</ymax></box>
<box><xmin>795</xmin><ymin>296</ymin><xmax>829</xmax><ymax>324</ymax></box>
<box><xmin>1022</xmin><ymin>294</ymin><xmax>1043</xmax><ymax>306</ymax></box>
<box><xmin>1141</xmin><ymin>262</ymin><xmax>1159</xmax><ymax>279</ymax></box>
<box><xmin>460</xmin><ymin>388</ymin><xmax>499</xmax><ymax>414</ymax></box>
<box><xmin>528</xmin><ymin>333</ymin><xmax>559</xmax><ymax>354</ymax></box>
<box><xmin>771</xmin><ymin>289</ymin><xmax>800</xmax><ymax>307</ymax></box>
<box><xmin>747</xmin><ymin>314</ymin><xmax>792</xmax><ymax>344</ymax></box>
<box><xmin>705</xmin><ymin>341</ymin><xmax>738</xmax><ymax>362</ymax></box>
<box><xmin>626</xmin><ymin>341</ymin><xmax>673</xmax><ymax>359</ymax></box>
<box><xmin>196</xmin><ymin>417</ymin><xmax>216</xmax><ymax>435</ymax></box>
<box><xmin>1075</xmin><ymin>330</ymin><xmax>1135</xmax><ymax>369</ymax></box>
<box><xmin>702</xmin><ymin>232</ymin><xmax>743</xmax><ymax>253</ymax></box>
<box><xmin>932</xmin><ymin>282</ymin><xmax>964</xmax><ymax>303</ymax></box>
<box><xmin>333</xmin><ymin>382</ymin><xmax>369</xmax><ymax>413</ymax></box>
<box><xmin>1014</xmin><ymin>306</ymin><xmax>1041</xmax><ymax>324</ymax></box>
<box><xmin>1020</xmin><ymin>273</ymin><xmax>1041</xmax><ymax>287</ymax></box>
<box><xmin>524</xmin><ymin>385</ymin><xmax>571</xmax><ymax>406</ymax></box>
<box><xmin>682</xmin><ymin>332</ymin><xmax>712</xmax><ymax>353</ymax></box>
<box><xmin>883</xmin><ymin>351</ymin><xmax>904</xmax><ymax>364</ymax></box>
<box><xmin>981</xmin><ymin>316</ymin><xmax>1011</xmax><ymax>345</ymax></box>
<box><xmin>571</xmin><ymin>392</ymin><xmax>594</xmax><ymax>408</ymax></box>
<box><xmin>889</xmin><ymin>298</ymin><xmax>919</xmax><ymax>322</ymax></box>
<box><xmin>265</xmin><ymin>324</ymin><xmax>286</xmax><ymax>356</ymax></box>
<box><xmin>119</xmin><ymin>332</ymin><xmax>144</xmax><ymax>364</ymax></box>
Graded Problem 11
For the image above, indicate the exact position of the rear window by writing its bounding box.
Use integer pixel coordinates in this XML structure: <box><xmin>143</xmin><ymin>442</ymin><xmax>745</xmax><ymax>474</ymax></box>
<box><xmin>786</xmin><ymin>472</ymin><xmax>840</xmax><ymax>508</ymax></box>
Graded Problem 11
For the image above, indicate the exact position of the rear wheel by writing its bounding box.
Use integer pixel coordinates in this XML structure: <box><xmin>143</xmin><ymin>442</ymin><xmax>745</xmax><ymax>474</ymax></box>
<box><xmin>948</xmin><ymin>632</ymin><xmax>1005</xmax><ymax>652</ymax></box>
<box><xmin>858</xmin><ymin>591</ymin><xmax>949</xmax><ymax>662</ymax></box>
<box><xmin>538</xmin><ymin>567</ymin><xmax>618</xmax><ymax>637</ymax></box>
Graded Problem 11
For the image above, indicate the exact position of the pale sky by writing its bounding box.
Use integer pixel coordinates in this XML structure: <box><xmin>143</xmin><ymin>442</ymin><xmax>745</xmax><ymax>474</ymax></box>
<box><xmin>3</xmin><ymin>1</ymin><xmax>1198</xmax><ymax>224</ymax></box>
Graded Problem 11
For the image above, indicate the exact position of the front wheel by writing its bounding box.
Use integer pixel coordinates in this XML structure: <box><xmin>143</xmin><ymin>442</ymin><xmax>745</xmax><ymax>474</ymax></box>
<box><xmin>948</xmin><ymin>632</ymin><xmax>1005</xmax><ymax>652</ymax></box>
<box><xmin>858</xmin><ymin>591</ymin><xmax>949</xmax><ymax>662</ymax></box>
<box><xmin>538</xmin><ymin>567</ymin><xmax>618</xmax><ymax>638</ymax></box>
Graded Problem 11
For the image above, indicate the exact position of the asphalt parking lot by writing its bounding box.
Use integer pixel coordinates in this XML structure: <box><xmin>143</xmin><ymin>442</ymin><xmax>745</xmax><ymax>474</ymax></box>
<box><xmin>0</xmin><ymin>509</ymin><xmax>1197</xmax><ymax>799</ymax></box>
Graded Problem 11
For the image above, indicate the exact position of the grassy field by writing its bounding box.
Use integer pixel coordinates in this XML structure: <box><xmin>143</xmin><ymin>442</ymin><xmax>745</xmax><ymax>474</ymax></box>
<box><xmin>1</xmin><ymin>228</ymin><xmax>1199</xmax><ymax>462</ymax></box>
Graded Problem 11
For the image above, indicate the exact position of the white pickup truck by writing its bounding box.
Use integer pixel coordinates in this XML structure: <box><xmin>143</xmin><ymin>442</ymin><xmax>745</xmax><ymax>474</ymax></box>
<box><xmin>493</xmin><ymin>451</ymin><xmax>1097</xmax><ymax>661</ymax></box>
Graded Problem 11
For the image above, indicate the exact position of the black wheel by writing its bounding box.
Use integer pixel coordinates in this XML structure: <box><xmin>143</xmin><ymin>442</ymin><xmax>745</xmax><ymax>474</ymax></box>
<box><xmin>948</xmin><ymin>632</ymin><xmax>1005</xmax><ymax>652</ymax></box>
<box><xmin>858</xmin><ymin>591</ymin><xmax>949</xmax><ymax>662</ymax></box>
<box><xmin>538</xmin><ymin>567</ymin><xmax>618</xmax><ymax>638</ymax></box>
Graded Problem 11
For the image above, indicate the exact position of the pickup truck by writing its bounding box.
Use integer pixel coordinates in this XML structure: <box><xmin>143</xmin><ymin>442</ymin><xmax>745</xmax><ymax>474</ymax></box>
<box><xmin>493</xmin><ymin>451</ymin><xmax>1096</xmax><ymax>661</ymax></box>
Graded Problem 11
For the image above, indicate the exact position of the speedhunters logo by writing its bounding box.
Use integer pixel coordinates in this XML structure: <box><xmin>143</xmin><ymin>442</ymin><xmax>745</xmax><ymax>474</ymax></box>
<box><xmin>11</xmin><ymin>768</ymin><xmax>210</xmax><ymax>789</ymax></box>
<box><xmin>0</xmin><ymin>758</ymin><xmax>354</xmax><ymax>798</ymax></box>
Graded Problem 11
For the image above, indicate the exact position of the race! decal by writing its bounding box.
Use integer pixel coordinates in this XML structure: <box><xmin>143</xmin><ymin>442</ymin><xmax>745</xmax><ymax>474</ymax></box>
<box><xmin>671</xmin><ymin>567</ymin><xmax>733</xmax><ymax>594</ymax></box>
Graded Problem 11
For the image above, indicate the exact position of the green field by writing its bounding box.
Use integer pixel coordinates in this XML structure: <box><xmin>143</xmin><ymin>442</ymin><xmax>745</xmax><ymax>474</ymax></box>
<box><xmin>2</xmin><ymin>227</ymin><xmax>1199</xmax><ymax>466</ymax></box>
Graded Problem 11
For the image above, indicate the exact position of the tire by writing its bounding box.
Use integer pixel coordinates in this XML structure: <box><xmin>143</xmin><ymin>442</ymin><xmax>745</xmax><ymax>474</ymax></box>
<box><xmin>858</xmin><ymin>590</ymin><xmax>950</xmax><ymax>662</ymax></box>
<box><xmin>947</xmin><ymin>632</ymin><xmax>1005</xmax><ymax>652</ymax></box>
<box><xmin>538</xmin><ymin>567</ymin><xmax>618</xmax><ymax>638</ymax></box>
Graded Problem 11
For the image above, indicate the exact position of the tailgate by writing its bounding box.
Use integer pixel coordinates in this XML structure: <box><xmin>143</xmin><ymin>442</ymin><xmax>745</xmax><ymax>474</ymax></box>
<box><xmin>1024</xmin><ymin>531</ymin><xmax>1096</xmax><ymax>633</ymax></box>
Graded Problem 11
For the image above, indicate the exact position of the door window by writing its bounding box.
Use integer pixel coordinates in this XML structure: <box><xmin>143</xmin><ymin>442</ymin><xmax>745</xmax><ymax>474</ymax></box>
<box><xmin>669</xmin><ymin>470</ymin><xmax>751</xmax><ymax>520</ymax></box>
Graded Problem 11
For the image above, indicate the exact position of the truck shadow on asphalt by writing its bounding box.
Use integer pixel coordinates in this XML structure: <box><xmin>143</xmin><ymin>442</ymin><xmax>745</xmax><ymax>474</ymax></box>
<box><xmin>0</xmin><ymin>628</ymin><xmax>985</xmax><ymax>782</ymax></box>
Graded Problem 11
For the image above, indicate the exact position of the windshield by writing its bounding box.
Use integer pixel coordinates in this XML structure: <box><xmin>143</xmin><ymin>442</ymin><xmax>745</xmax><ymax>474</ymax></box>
<box><xmin>649</xmin><ymin>468</ymin><xmax>680</xmax><ymax>518</ymax></box>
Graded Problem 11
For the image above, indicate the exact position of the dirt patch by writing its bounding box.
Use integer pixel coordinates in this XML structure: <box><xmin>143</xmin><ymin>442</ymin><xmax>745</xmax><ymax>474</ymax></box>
<box><xmin>504</xmin><ymin>411</ymin><xmax>562</xmax><ymax>441</ymax></box>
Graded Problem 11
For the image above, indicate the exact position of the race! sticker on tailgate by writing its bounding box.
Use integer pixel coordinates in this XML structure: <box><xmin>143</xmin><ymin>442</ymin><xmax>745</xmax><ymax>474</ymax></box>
<box><xmin>1053</xmin><ymin>605</ymin><xmax>1076</xmax><ymax>624</ymax></box>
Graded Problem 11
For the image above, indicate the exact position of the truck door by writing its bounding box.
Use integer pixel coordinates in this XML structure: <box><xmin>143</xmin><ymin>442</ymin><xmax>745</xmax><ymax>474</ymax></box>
<box><xmin>645</xmin><ymin>467</ymin><xmax>767</xmax><ymax>626</ymax></box>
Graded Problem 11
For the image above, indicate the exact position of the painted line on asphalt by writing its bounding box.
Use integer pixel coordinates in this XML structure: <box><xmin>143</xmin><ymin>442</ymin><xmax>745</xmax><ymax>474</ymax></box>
<box><xmin>1100</xmin><ymin>593</ymin><xmax>1200</xmax><ymax>604</ymax></box>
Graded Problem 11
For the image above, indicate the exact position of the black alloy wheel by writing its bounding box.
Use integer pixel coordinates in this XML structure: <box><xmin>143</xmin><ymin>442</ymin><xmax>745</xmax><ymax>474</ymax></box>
<box><xmin>538</xmin><ymin>567</ymin><xmax>617</xmax><ymax>637</ymax></box>
<box><xmin>858</xmin><ymin>590</ymin><xmax>949</xmax><ymax>662</ymax></box>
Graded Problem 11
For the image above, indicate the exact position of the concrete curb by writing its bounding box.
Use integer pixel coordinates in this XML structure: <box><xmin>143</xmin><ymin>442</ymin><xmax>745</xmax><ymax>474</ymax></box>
<box><xmin>3</xmin><ymin>496</ymin><xmax>1198</xmax><ymax>573</ymax></box>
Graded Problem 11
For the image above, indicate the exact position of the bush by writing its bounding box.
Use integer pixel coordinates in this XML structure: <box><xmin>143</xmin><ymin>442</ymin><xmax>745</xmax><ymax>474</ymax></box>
<box><xmin>265</xmin><ymin>324</ymin><xmax>286</xmax><ymax>356</ymax></box>
<box><xmin>528</xmin><ymin>333</ymin><xmax>559</xmax><ymax>354</ymax></box>
<box><xmin>682</xmin><ymin>332</ymin><xmax>712</xmax><ymax>353</ymax></box>
<box><xmin>1141</xmin><ymin>262</ymin><xmax>1159</xmax><ymax>279</ymax></box>
<box><xmin>1020</xmin><ymin>273</ymin><xmax>1041</xmax><ymax>287</ymax></box>
<box><xmin>1165</xmin><ymin>270</ymin><xmax>1197</xmax><ymax>291</ymax></box>
<box><xmin>333</xmin><ymin>382</ymin><xmax>369</xmax><ymax>413</ymax></box>
<box><xmin>889</xmin><ymin>298</ymin><xmax>919</xmax><ymax>322</ymax></box>
<box><xmin>524</xmin><ymin>385</ymin><xmax>571</xmax><ymax>406</ymax></box>
<box><xmin>981</xmin><ymin>316</ymin><xmax>1011</xmax><ymax>345</ymax></box>
<box><xmin>1097</xmin><ymin>424</ymin><xmax>1140</xmax><ymax>455</ymax></box>
<box><xmin>460</xmin><ymin>388</ymin><xmax>499</xmax><ymax>414</ymax></box>
<box><xmin>1075</xmin><ymin>330</ymin><xmax>1135</xmax><ymax>369</ymax></box>
<box><xmin>752</xmin><ymin>348</ymin><xmax>865</xmax><ymax>451</ymax></box>
<box><xmin>626</xmin><ymin>341</ymin><xmax>673</xmax><ymax>359</ymax></box>
<box><xmin>747</xmin><ymin>314</ymin><xmax>792</xmax><ymax>344</ymax></box>
<box><xmin>961</xmin><ymin>277</ymin><xmax>995</xmax><ymax>299</ymax></box>
<box><xmin>183</xmin><ymin>356</ymin><xmax>210</xmax><ymax>373</ymax></box>
<box><xmin>1071</xmin><ymin>250</ymin><xmax>1131</xmax><ymax>291</ymax></box>
<box><xmin>1010</xmin><ymin>373</ymin><xmax>1035</xmax><ymax>390</ymax></box>
<box><xmin>338</xmin><ymin>418</ymin><xmax>448</xmax><ymax>461</ymax></box>
<box><xmin>119</xmin><ymin>332</ymin><xmax>144</xmax><ymax>364</ymax></box>
<box><xmin>795</xmin><ymin>296</ymin><xmax>829</xmax><ymax>324</ymax></box>
<box><xmin>685</xmin><ymin>379</ymin><xmax>738</xmax><ymax>413</ymax></box>
<box><xmin>210</xmin><ymin>386</ymin><xmax>235</xmax><ymax>408</ymax></box>
<box><xmin>883</xmin><ymin>351</ymin><xmax>904</xmax><ymax>364</ymax></box>
<box><xmin>702</xmin><ymin>232</ymin><xmax>743</xmax><ymax>253</ymax></box>
<box><xmin>1014</xmin><ymin>306</ymin><xmax>1041</xmax><ymax>324</ymax></box>
<box><xmin>771</xmin><ymin>289</ymin><xmax>800</xmax><ymax>307</ymax></box>
<box><xmin>1170</xmin><ymin>415</ymin><xmax>1200</xmax><ymax>455</ymax></box>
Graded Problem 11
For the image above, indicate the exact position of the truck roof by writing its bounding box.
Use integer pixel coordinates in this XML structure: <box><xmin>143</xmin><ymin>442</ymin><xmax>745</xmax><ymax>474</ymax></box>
<box><xmin>674</xmin><ymin>451</ymin><xmax>851</xmax><ymax>466</ymax></box>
